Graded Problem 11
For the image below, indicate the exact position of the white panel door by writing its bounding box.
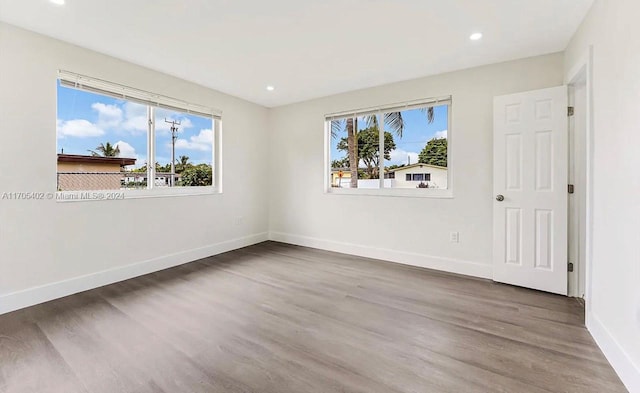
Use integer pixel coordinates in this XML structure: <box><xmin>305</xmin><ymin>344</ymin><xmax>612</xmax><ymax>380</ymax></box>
<box><xmin>493</xmin><ymin>86</ymin><xmax>568</xmax><ymax>295</ymax></box>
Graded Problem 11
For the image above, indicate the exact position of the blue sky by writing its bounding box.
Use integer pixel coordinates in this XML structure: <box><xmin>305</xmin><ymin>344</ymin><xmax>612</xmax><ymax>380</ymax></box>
<box><xmin>330</xmin><ymin>104</ymin><xmax>448</xmax><ymax>167</ymax></box>
<box><xmin>56</xmin><ymin>82</ymin><xmax>213</xmax><ymax>168</ymax></box>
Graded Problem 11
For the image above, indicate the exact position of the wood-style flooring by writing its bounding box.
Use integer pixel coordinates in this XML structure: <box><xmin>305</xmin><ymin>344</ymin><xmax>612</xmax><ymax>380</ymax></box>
<box><xmin>0</xmin><ymin>241</ymin><xmax>627</xmax><ymax>392</ymax></box>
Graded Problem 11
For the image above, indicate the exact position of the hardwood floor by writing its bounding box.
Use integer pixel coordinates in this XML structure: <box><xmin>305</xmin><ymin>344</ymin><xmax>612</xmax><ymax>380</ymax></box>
<box><xmin>0</xmin><ymin>242</ymin><xmax>626</xmax><ymax>393</ymax></box>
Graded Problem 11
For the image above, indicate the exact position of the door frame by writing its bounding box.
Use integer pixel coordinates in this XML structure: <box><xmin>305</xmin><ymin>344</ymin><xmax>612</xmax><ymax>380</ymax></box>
<box><xmin>565</xmin><ymin>46</ymin><xmax>594</xmax><ymax>318</ymax></box>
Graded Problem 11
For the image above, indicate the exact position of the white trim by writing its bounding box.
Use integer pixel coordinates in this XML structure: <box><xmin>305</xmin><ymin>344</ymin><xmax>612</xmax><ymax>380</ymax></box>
<box><xmin>378</xmin><ymin>113</ymin><xmax>385</xmax><ymax>189</ymax></box>
<box><xmin>565</xmin><ymin>46</ymin><xmax>594</xmax><ymax>313</ymax></box>
<box><xmin>58</xmin><ymin>70</ymin><xmax>222</xmax><ymax>119</ymax></box>
<box><xmin>214</xmin><ymin>118</ymin><xmax>223</xmax><ymax>192</ymax></box>
<box><xmin>0</xmin><ymin>232</ymin><xmax>269</xmax><ymax>316</ymax></box>
<box><xmin>327</xmin><ymin>187</ymin><xmax>453</xmax><ymax>198</ymax></box>
<box><xmin>147</xmin><ymin>105</ymin><xmax>155</xmax><ymax>189</ymax></box>
<box><xmin>325</xmin><ymin>95</ymin><xmax>451</xmax><ymax>120</ymax></box>
<box><xmin>587</xmin><ymin>313</ymin><xmax>640</xmax><ymax>393</ymax></box>
<box><xmin>268</xmin><ymin>231</ymin><xmax>492</xmax><ymax>279</ymax></box>
<box><xmin>324</xmin><ymin>120</ymin><xmax>332</xmax><ymax>192</ymax></box>
<box><xmin>565</xmin><ymin>50</ymin><xmax>590</xmax><ymax>85</ymax></box>
<box><xmin>55</xmin><ymin>186</ymin><xmax>220</xmax><ymax>203</ymax></box>
<box><xmin>569</xmin><ymin>45</ymin><xmax>640</xmax><ymax>393</ymax></box>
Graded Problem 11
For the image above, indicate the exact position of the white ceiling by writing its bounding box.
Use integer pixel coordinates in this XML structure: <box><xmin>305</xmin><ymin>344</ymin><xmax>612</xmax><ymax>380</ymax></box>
<box><xmin>0</xmin><ymin>0</ymin><xmax>593</xmax><ymax>107</ymax></box>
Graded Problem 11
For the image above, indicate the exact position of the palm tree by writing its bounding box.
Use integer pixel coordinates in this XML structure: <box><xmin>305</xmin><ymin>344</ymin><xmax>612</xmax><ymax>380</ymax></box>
<box><xmin>332</xmin><ymin>107</ymin><xmax>434</xmax><ymax>188</ymax></box>
<box><xmin>88</xmin><ymin>142</ymin><xmax>120</xmax><ymax>157</ymax></box>
<box><xmin>176</xmin><ymin>155</ymin><xmax>190</xmax><ymax>173</ymax></box>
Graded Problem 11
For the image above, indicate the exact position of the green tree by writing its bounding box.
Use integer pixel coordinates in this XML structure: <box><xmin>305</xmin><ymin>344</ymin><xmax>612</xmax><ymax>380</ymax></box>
<box><xmin>331</xmin><ymin>157</ymin><xmax>349</xmax><ymax>169</ymax></box>
<box><xmin>331</xmin><ymin>108</ymin><xmax>434</xmax><ymax>187</ymax></box>
<box><xmin>132</xmin><ymin>164</ymin><xmax>147</xmax><ymax>173</ymax></box>
<box><xmin>156</xmin><ymin>162</ymin><xmax>171</xmax><ymax>173</ymax></box>
<box><xmin>337</xmin><ymin>127</ymin><xmax>395</xmax><ymax>179</ymax></box>
<box><xmin>418</xmin><ymin>137</ymin><xmax>447</xmax><ymax>167</ymax></box>
<box><xmin>179</xmin><ymin>164</ymin><xmax>212</xmax><ymax>186</ymax></box>
<box><xmin>176</xmin><ymin>155</ymin><xmax>191</xmax><ymax>173</ymax></box>
<box><xmin>88</xmin><ymin>142</ymin><xmax>120</xmax><ymax>157</ymax></box>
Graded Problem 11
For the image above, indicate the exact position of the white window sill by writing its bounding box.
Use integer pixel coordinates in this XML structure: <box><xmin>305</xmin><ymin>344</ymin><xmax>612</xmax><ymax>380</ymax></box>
<box><xmin>56</xmin><ymin>186</ymin><xmax>220</xmax><ymax>203</ymax></box>
<box><xmin>325</xmin><ymin>187</ymin><xmax>453</xmax><ymax>199</ymax></box>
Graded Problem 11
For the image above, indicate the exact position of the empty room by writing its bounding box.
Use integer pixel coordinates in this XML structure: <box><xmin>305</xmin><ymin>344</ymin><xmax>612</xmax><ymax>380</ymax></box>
<box><xmin>0</xmin><ymin>0</ymin><xmax>638</xmax><ymax>392</ymax></box>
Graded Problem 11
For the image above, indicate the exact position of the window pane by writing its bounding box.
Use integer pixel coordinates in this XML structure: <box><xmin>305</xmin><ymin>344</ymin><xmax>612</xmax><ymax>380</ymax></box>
<box><xmin>154</xmin><ymin>109</ymin><xmax>213</xmax><ymax>187</ymax></box>
<box><xmin>56</xmin><ymin>81</ymin><xmax>148</xmax><ymax>191</ymax></box>
<box><xmin>383</xmin><ymin>104</ymin><xmax>449</xmax><ymax>189</ymax></box>
<box><xmin>329</xmin><ymin>117</ymin><xmax>380</xmax><ymax>189</ymax></box>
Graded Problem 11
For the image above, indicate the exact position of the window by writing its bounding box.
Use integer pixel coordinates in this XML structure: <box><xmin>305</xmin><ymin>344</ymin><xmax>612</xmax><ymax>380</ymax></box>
<box><xmin>153</xmin><ymin>109</ymin><xmax>214</xmax><ymax>187</ymax></box>
<box><xmin>405</xmin><ymin>173</ymin><xmax>432</xmax><ymax>182</ymax></box>
<box><xmin>56</xmin><ymin>71</ymin><xmax>221</xmax><ymax>197</ymax></box>
<box><xmin>326</xmin><ymin>97</ymin><xmax>451</xmax><ymax>195</ymax></box>
<box><xmin>329</xmin><ymin>116</ymin><xmax>381</xmax><ymax>189</ymax></box>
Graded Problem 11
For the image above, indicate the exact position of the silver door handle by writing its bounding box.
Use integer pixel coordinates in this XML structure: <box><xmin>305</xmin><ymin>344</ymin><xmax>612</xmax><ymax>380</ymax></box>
<box><xmin>496</xmin><ymin>194</ymin><xmax>504</xmax><ymax>201</ymax></box>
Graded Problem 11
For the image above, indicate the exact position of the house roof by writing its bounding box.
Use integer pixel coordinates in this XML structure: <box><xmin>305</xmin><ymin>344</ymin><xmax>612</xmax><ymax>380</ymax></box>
<box><xmin>57</xmin><ymin>154</ymin><xmax>136</xmax><ymax>166</ymax></box>
<box><xmin>385</xmin><ymin>163</ymin><xmax>446</xmax><ymax>173</ymax></box>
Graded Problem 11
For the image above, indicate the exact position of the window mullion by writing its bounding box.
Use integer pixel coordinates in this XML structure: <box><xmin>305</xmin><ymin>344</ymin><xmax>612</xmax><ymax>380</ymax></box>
<box><xmin>147</xmin><ymin>106</ymin><xmax>155</xmax><ymax>190</ymax></box>
<box><xmin>378</xmin><ymin>112</ymin><xmax>385</xmax><ymax>189</ymax></box>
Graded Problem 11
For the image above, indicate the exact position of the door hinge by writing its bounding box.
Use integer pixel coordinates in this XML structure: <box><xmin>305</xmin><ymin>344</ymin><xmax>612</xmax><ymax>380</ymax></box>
<box><xmin>568</xmin><ymin>106</ymin><xmax>575</xmax><ymax>116</ymax></box>
<box><xmin>568</xmin><ymin>184</ymin><xmax>575</xmax><ymax>194</ymax></box>
<box><xmin>568</xmin><ymin>262</ymin><xmax>574</xmax><ymax>272</ymax></box>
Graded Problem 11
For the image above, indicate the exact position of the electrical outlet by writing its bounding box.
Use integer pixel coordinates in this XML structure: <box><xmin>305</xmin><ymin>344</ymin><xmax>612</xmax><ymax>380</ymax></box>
<box><xmin>450</xmin><ymin>231</ymin><xmax>459</xmax><ymax>243</ymax></box>
<box><xmin>235</xmin><ymin>216</ymin><xmax>244</xmax><ymax>226</ymax></box>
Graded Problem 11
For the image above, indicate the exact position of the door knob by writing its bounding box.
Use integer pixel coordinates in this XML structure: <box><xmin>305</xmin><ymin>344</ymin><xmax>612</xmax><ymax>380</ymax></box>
<box><xmin>496</xmin><ymin>194</ymin><xmax>504</xmax><ymax>201</ymax></box>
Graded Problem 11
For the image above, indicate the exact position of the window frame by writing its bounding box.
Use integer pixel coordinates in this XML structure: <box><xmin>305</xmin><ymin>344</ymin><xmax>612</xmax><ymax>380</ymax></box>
<box><xmin>324</xmin><ymin>97</ymin><xmax>453</xmax><ymax>198</ymax></box>
<box><xmin>55</xmin><ymin>71</ymin><xmax>223</xmax><ymax>202</ymax></box>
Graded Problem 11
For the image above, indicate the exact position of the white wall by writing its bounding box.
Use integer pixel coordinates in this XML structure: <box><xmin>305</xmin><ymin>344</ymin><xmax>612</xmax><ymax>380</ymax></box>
<box><xmin>565</xmin><ymin>1</ymin><xmax>640</xmax><ymax>391</ymax></box>
<box><xmin>268</xmin><ymin>53</ymin><xmax>564</xmax><ymax>278</ymax></box>
<box><xmin>0</xmin><ymin>23</ymin><xmax>270</xmax><ymax>313</ymax></box>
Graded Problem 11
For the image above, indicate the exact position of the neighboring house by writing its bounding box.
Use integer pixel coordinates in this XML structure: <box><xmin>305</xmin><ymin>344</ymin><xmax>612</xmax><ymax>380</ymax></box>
<box><xmin>57</xmin><ymin>154</ymin><xmax>136</xmax><ymax>191</ymax></box>
<box><xmin>330</xmin><ymin>168</ymin><xmax>351</xmax><ymax>187</ymax></box>
<box><xmin>385</xmin><ymin>163</ymin><xmax>447</xmax><ymax>189</ymax></box>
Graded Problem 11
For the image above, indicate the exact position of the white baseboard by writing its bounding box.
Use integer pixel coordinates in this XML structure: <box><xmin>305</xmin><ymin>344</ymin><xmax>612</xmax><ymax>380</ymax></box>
<box><xmin>587</xmin><ymin>313</ymin><xmax>640</xmax><ymax>393</ymax></box>
<box><xmin>0</xmin><ymin>232</ymin><xmax>269</xmax><ymax>316</ymax></box>
<box><xmin>268</xmin><ymin>231</ymin><xmax>492</xmax><ymax>279</ymax></box>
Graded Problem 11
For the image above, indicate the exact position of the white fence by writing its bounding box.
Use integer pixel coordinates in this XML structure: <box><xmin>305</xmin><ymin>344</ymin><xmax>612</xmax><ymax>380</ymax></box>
<box><xmin>336</xmin><ymin>179</ymin><xmax>395</xmax><ymax>188</ymax></box>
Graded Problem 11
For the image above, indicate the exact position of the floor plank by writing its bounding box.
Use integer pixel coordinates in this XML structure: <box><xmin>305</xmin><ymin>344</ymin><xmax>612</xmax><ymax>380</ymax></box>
<box><xmin>0</xmin><ymin>242</ymin><xmax>627</xmax><ymax>393</ymax></box>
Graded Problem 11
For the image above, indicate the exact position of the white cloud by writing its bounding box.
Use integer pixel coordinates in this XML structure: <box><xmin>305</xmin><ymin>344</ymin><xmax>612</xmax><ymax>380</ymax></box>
<box><xmin>124</xmin><ymin>101</ymin><xmax>147</xmax><ymax>118</ymax></box>
<box><xmin>114</xmin><ymin>140</ymin><xmax>144</xmax><ymax>169</ymax></box>
<box><xmin>434</xmin><ymin>129</ymin><xmax>447</xmax><ymax>139</ymax></box>
<box><xmin>114</xmin><ymin>140</ymin><xmax>136</xmax><ymax>159</ymax></box>
<box><xmin>388</xmin><ymin>148</ymin><xmax>419</xmax><ymax>166</ymax></box>
<box><xmin>174</xmin><ymin>129</ymin><xmax>213</xmax><ymax>151</ymax></box>
<box><xmin>57</xmin><ymin>119</ymin><xmax>104</xmax><ymax>138</ymax></box>
<box><xmin>58</xmin><ymin>100</ymin><xmax>204</xmax><ymax>142</ymax></box>
<box><xmin>122</xmin><ymin>116</ymin><xmax>149</xmax><ymax>133</ymax></box>
<box><xmin>92</xmin><ymin>103</ymin><xmax>123</xmax><ymax>128</ymax></box>
<box><xmin>118</xmin><ymin>102</ymin><xmax>147</xmax><ymax>133</ymax></box>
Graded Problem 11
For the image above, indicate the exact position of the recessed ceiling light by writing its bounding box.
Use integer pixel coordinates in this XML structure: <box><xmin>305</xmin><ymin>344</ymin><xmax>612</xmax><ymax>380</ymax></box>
<box><xmin>50</xmin><ymin>0</ymin><xmax>65</xmax><ymax>5</ymax></box>
<box><xmin>470</xmin><ymin>32</ymin><xmax>483</xmax><ymax>41</ymax></box>
<box><xmin>266</xmin><ymin>85</ymin><xmax>275</xmax><ymax>91</ymax></box>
